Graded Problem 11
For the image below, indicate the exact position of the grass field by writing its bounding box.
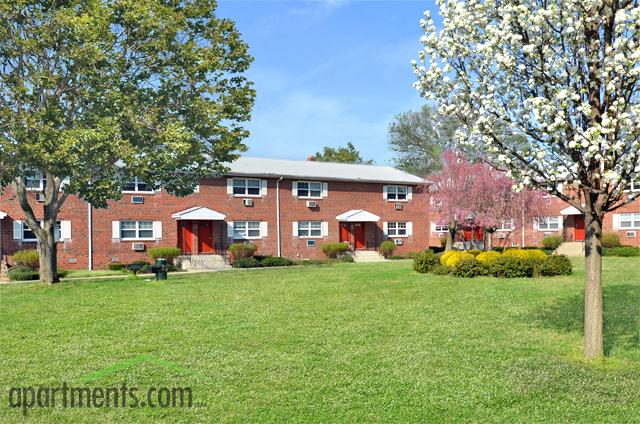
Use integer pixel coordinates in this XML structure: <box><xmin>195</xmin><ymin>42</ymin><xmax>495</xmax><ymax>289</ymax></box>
<box><xmin>1</xmin><ymin>258</ymin><xmax>639</xmax><ymax>423</ymax></box>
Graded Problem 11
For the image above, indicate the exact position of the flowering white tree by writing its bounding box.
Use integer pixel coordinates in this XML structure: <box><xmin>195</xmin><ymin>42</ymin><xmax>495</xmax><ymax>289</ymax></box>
<box><xmin>413</xmin><ymin>0</ymin><xmax>640</xmax><ymax>359</ymax></box>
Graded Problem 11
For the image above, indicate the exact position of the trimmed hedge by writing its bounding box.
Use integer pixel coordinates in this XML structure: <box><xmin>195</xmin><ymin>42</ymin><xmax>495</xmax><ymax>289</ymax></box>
<box><xmin>488</xmin><ymin>256</ymin><xmax>535</xmax><ymax>278</ymax></box>
<box><xmin>452</xmin><ymin>258</ymin><xmax>486</xmax><ymax>278</ymax></box>
<box><xmin>229</xmin><ymin>242</ymin><xmax>257</xmax><ymax>260</ymax></box>
<box><xmin>542</xmin><ymin>235</ymin><xmax>563</xmax><ymax>250</ymax></box>
<box><xmin>232</xmin><ymin>257</ymin><xmax>261</xmax><ymax>268</ymax></box>
<box><xmin>108</xmin><ymin>262</ymin><xmax>127</xmax><ymax>271</ymax></box>
<box><xmin>379</xmin><ymin>240</ymin><xmax>397</xmax><ymax>258</ymax></box>
<box><xmin>12</xmin><ymin>249</ymin><xmax>39</xmax><ymax>270</ymax></box>
<box><xmin>8</xmin><ymin>266</ymin><xmax>39</xmax><ymax>281</ymax></box>
<box><xmin>260</xmin><ymin>256</ymin><xmax>294</xmax><ymax>267</ymax></box>
<box><xmin>320</xmin><ymin>242</ymin><xmax>350</xmax><ymax>258</ymax></box>
<box><xmin>539</xmin><ymin>255</ymin><xmax>572</xmax><ymax>276</ymax></box>
<box><xmin>603</xmin><ymin>246</ymin><xmax>640</xmax><ymax>257</ymax></box>
<box><xmin>445</xmin><ymin>252</ymin><xmax>475</xmax><ymax>268</ymax></box>
<box><xmin>476</xmin><ymin>251</ymin><xmax>501</xmax><ymax>265</ymax></box>
<box><xmin>413</xmin><ymin>250</ymin><xmax>439</xmax><ymax>273</ymax></box>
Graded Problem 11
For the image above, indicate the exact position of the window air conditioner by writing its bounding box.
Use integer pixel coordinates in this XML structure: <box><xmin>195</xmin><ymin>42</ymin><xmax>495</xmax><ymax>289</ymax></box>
<box><xmin>243</xmin><ymin>198</ymin><xmax>254</xmax><ymax>207</ymax></box>
<box><xmin>306</xmin><ymin>200</ymin><xmax>317</xmax><ymax>208</ymax></box>
<box><xmin>394</xmin><ymin>239</ymin><xmax>404</xmax><ymax>246</ymax></box>
<box><xmin>627</xmin><ymin>231</ymin><xmax>637</xmax><ymax>238</ymax></box>
<box><xmin>132</xmin><ymin>243</ymin><xmax>145</xmax><ymax>251</ymax></box>
<box><xmin>131</xmin><ymin>196</ymin><xmax>144</xmax><ymax>204</ymax></box>
<box><xmin>394</xmin><ymin>203</ymin><xmax>403</xmax><ymax>210</ymax></box>
<box><xmin>498</xmin><ymin>232</ymin><xmax>506</xmax><ymax>239</ymax></box>
<box><xmin>35</xmin><ymin>193</ymin><xmax>46</xmax><ymax>202</ymax></box>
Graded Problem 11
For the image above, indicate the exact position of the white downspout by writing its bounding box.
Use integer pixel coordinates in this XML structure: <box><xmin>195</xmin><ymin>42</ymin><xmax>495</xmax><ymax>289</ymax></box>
<box><xmin>521</xmin><ymin>191</ymin><xmax>526</xmax><ymax>247</ymax></box>
<box><xmin>276</xmin><ymin>177</ymin><xmax>283</xmax><ymax>257</ymax></box>
<box><xmin>88</xmin><ymin>203</ymin><xmax>93</xmax><ymax>270</ymax></box>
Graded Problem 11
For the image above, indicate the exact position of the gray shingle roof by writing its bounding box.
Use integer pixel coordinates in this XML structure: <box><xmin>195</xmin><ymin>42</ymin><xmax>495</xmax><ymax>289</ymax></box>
<box><xmin>225</xmin><ymin>157</ymin><xmax>426</xmax><ymax>185</ymax></box>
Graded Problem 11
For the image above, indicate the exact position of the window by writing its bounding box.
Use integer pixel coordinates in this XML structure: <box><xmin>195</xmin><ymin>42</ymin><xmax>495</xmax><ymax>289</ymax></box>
<box><xmin>233</xmin><ymin>178</ymin><xmax>261</xmax><ymax>196</ymax></box>
<box><xmin>388</xmin><ymin>222</ymin><xmax>407</xmax><ymax>236</ymax></box>
<box><xmin>497</xmin><ymin>219</ymin><xmax>515</xmax><ymax>231</ymax></box>
<box><xmin>25</xmin><ymin>171</ymin><xmax>46</xmax><ymax>191</ymax></box>
<box><xmin>624</xmin><ymin>180</ymin><xmax>640</xmax><ymax>193</ymax></box>
<box><xmin>233</xmin><ymin>221</ymin><xmax>261</xmax><ymax>238</ymax></box>
<box><xmin>123</xmin><ymin>177</ymin><xmax>152</xmax><ymax>193</ymax></box>
<box><xmin>431</xmin><ymin>198</ymin><xmax>443</xmax><ymax>207</ymax></box>
<box><xmin>620</xmin><ymin>213</ymin><xmax>640</xmax><ymax>229</ymax></box>
<box><xmin>536</xmin><ymin>216</ymin><xmax>559</xmax><ymax>231</ymax></box>
<box><xmin>434</xmin><ymin>224</ymin><xmax>449</xmax><ymax>233</ymax></box>
<box><xmin>387</xmin><ymin>185</ymin><xmax>407</xmax><ymax>201</ymax></box>
<box><xmin>298</xmin><ymin>221</ymin><xmax>322</xmax><ymax>238</ymax></box>
<box><xmin>297</xmin><ymin>181</ymin><xmax>322</xmax><ymax>198</ymax></box>
<box><xmin>21</xmin><ymin>221</ymin><xmax>61</xmax><ymax>241</ymax></box>
<box><xmin>120</xmin><ymin>221</ymin><xmax>154</xmax><ymax>240</ymax></box>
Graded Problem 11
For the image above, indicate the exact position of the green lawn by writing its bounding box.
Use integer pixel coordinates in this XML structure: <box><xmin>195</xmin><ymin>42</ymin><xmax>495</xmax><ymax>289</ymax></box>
<box><xmin>1</xmin><ymin>258</ymin><xmax>639</xmax><ymax>423</ymax></box>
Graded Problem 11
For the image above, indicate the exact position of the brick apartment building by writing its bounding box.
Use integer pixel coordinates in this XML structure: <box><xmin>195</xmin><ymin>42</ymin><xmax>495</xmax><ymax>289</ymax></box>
<box><xmin>0</xmin><ymin>157</ymin><xmax>430</xmax><ymax>269</ymax></box>
<box><xmin>428</xmin><ymin>184</ymin><xmax>640</xmax><ymax>249</ymax></box>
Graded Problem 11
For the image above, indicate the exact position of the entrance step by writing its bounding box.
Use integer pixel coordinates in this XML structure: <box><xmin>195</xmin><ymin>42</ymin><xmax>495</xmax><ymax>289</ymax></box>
<box><xmin>352</xmin><ymin>250</ymin><xmax>386</xmax><ymax>263</ymax></box>
<box><xmin>556</xmin><ymin>242</ymin><xmax>585</xmax><ymax>257</ymax></box>
<box><xmin>178</xmin><ymin>255</ymin><xmax>229</xmax><ymax>271</ymax></box>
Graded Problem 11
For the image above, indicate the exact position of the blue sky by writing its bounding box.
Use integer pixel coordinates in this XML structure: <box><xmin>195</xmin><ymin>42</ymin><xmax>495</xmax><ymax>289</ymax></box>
<box><xmin>217</xmin><ymin>0</ymin><xmax>440</xmax><ymax>165</ymax></box>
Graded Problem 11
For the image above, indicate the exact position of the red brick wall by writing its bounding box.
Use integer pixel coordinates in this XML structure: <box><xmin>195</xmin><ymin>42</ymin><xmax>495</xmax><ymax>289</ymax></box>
<box><xmin>1</xmin><ymin>177</ymin><xmax>431</xmax><ymax>269</ymax></box>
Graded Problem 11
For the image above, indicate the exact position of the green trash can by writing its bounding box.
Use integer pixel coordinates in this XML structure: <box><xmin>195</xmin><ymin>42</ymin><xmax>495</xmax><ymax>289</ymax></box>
<box><xmin>155</xmin><ymin>258</ymin><xmax>168</xmax><ymax>281</ymax></box>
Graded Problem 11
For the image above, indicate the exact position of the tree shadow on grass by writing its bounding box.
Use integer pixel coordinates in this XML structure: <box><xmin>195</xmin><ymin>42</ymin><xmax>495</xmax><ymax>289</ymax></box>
<box><xmin>531</xmin><ymin>284</ymin><xmax>640</xmax><ymax>355</ymax></box>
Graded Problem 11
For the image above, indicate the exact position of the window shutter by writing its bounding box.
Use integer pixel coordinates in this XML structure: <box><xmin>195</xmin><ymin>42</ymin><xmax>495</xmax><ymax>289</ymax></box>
<box><xmin>322</xmin><ymin>221</ymin><xmax>329</xmax><ymax>237</ymax></box>
<box><xmin>60</xmin><ymin>221</ymin><xmax>72</xmax><ymax>240</ymax></box>
<box><xmin>261</xmin><ymin>180</ymin><xmax>268</xmax><ymax>196</ymax></box>
<box><xmin>383</xmin><ymin>222</ymin><xmax>388</xmax><ymax>237</ymax></box>
<box><xmin>112</xmin><ymin>221</ymin><xmax>120</xmax><ymax>239</ymax></box>
<box><xmin>227</xmin><ymin>221</ymin><xmax>234</xmax><ymax>239</ymax></box>
<box><xmin>13</xmin><ymin>220</ymin><xmax>22</xmax><ymax>240</ymax></box>
<box><xmin>260</xmin><ymin>221</ymin><xmax>268</xmax><ymax>237</ymax></box>
<box><xmin>292</xmin><ymin>181</ymin><xmax>298</xmax><ymax>197</ymax></box>
<box><xmin>557</xmin><ymin>216</ymin><xmax>564</xmax><ymax>230</ymax></box>
<box><xmin>430</xmin><ymin>222</ymin><xmax>436</xmax><ymax>232</ymax></box>
<box><xmin>407</xmin><ymin>186</ymin><xmax>413</xmax><ymax>200</ymax></box>
<box><xmin>406</xmin><ymin>222</ymin><xmax>413</xmax><ymax>236</ymax></box>
<box><xmin>383</xmin><ymin>186</ymin><xmax>388</xmax><ymax>200</ymax></box>
<box><xmin>153</xmin><ymin>221</ymin><xmax>163</xmax><ymax>240</ymax></box>
<box><xmin>292</xmin><ymin>222</ymin><xmax>298</xmax><ymax>237</ymax></box>
<box><xmin>533</xmin><ymin>218</ymin><xmax>538</xmax><ymax>230</ymax></box>
<box><xmin>612</xmin><ymin>214</ymin><xmax>620</xmax><ymax>230</ymax></box>
<box><xmin>322</xmin><ymin>182</ymin><xmax>328</xmax><ymax>198</ymax></box>
<box><xmin>226</xmin><ymin>178</ymin><xmax>233</xmax><ymax>194</ymax></box>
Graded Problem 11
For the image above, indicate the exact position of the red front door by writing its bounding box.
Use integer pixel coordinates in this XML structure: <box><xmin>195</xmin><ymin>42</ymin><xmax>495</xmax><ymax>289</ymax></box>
<box><xmin>575</xmin><ymin>215</ymin><xmax>586</xmax><ymax>241</ymax></box>
<box><xmin>339</xmin><ymin>223</ymin><xmax>365</xmax><ymax>249</ymax></box>
<box><xmin>197</xmin><ymin>221</ymin><xmax>214</xmax><ymax>254</ymax></box>
<box><xmin>179</xmin><ymin>221</ymin><xmax>195</xmax><ymax>254</ymax></box>
<box><xmin>353</xmin><ymin>223</ymin><xmax>365</xmax><ymax>249</ymax></box>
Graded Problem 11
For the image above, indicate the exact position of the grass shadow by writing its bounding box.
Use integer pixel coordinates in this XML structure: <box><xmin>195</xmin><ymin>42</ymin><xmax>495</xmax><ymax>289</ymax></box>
<box><xmin>531</xmin><ymin>284</ymin><xmax>640</xmax><ymax>355</ymax></box>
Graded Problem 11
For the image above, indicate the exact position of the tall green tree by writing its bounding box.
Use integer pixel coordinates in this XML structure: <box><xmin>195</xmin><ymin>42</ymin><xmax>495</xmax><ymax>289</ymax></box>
<box><xmin>0</xmin><ymin>0</ymin><xmax>255</xmax><ymax>283</ymax></box>
<box><xmin>388</xmin><ymin>105</ymin><xmax>458</xmax><ymax>176</ymax></box>
<box><xmin>313</xmin><ymin>142</ymin><xmax>373</xmax><ymax>164</ymax></box>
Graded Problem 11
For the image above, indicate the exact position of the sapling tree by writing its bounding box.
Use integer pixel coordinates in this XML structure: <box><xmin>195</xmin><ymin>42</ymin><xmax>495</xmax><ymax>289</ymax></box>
<box><xmin>413</xmin><ymin>0</ymin><xmax>640</xmax><ymax>358</ymax></box>
<box><xmin>0</xmin><ymin>0</ymin><xmax>255</xmax><ymax>283</ymax></box>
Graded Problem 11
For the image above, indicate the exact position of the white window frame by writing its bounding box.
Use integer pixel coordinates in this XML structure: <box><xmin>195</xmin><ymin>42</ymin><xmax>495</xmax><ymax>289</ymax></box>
<box><xmin>298</xmin><ymin>221</ymin><xmax>323</xmax><ymax>238</ymax></box>
<box><xmin>120</xmin><ymin>220</ymin><xmax>155</xmax><ymax>240</ymax></box>
<box><xmin>296</xmin><ymin>181</ymin><xmax>323</xmax><ymax>199</ymax></box>
<box><xmin>233</xmin><ymin>221</ymin><xmax>262</xmax><ymax>239</ymax></box>
<box><xmin>386</xmin><ymin>185</ymin><xmax>408</xmax><ymax>201</ymax></box>
<box><xmin>497</xmin><ymin>219</ymin><xmax>515</xmax><ymax>231</ymax></box>
<box><xmin>387</xmin><ymin>222</ymin><xmax>408</xmax><ymax>237</ymax></box>
<box><xmin>25</xmin><ymin>171</ymin><xmax>46</xmax><ymax>191</ymax></box>
<box><xmin>122</xmin><ymin>177</ymin><xmax>154</xmax><ymax>194</ymax></box>
<box><xmin>232</xmin><ymin>178</ymin><xmax>262</xmax><ymax>197</ymax></box>
<box><xmin>20</xmin><ymin>221</ymin><xmax>62</xmax><ymax>242</ymax></box>
<box><xmin>536</xmin><ymin>216</ymin><xmax>560</xmax><ymax>231</ymax></box>
<box><xmin>620</xmin><ymin>213</ymin><xmax>640</xmax><ymax>229</ymax></box>
<box><xmin>433</xmin><ymin>224</ymin><xmax>449</xmax><ymax>233</ymax></box>
<box><xmin>624</xmin><ymin>180</ymin><xmax>640</xmax><ymax>193</ymax></box>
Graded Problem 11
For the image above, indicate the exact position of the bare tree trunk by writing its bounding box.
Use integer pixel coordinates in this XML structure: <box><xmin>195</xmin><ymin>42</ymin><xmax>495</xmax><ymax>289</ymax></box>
<box><xmin>446</xmin><ymin>221</ymin><xmax>457</xmax><ymax>251</ymax></box>
<box><xmin>39</xmin><ymin>222</ymin><xmax>59</xmax><ymax>284</ymax></box>
<box><xmin>584</xmin><ymin>211</ymin><xmax>604</xmax><ymax>359</ymax></box>
<box><xmin>484</xmin><ymin>228</ymin><xmax>493</xmax><ymax>251</ymax></box>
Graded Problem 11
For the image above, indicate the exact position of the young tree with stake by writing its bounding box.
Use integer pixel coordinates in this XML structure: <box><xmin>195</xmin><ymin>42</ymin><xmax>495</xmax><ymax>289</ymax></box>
<box><xmin>0</xmin><ymin>0</ymin><xmax>255</xmax><ymax>283</ymax></box>
<box><xmin>413</xmin><ymin>0</ymin><xmax>640</xmax><ymax>358</ymax></box>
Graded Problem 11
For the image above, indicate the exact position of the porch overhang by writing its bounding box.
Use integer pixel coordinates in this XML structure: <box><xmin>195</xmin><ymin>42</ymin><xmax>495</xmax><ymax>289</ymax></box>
<box><xmin>560</xmin><ymin>206</ymin><xmax>582</xmax><ymax>216</ymax></box>
<box><xmin>171</xmin><ymin>206</ymin><xmax>226</xmax><ymax>221</ymax></box>
<box><xmin>336</xmin><ymin>209</ymin><xmax>380</xmax><ymax>222</ymax></box>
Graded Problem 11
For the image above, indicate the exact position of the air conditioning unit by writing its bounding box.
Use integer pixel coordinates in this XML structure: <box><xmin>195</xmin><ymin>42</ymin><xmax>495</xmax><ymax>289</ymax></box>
<box><xmin>131</xmin><ymin>195</ymin><xmax>144</xmax><ymax>204</ymax></box>
<box><xmin>306</xmin><ymin>239</ymin><xmax>316</xmax><ymax>247</ymax></box>
<box><xmin>498</xmin><ymin>232</ymin><xmax>506</xmax><ymax>239</ymax></box>
<box><xmin>394</xmin><ymin>203</ymin><xmax>403</xmax><ymax>210</ymax></box>
<box><xmin>306</xmin><ymin>200</ymin><xmax>317</xmax><ymax>208</ymax></box>
<box><xmin>131</xmin><ymin>242</ymin><xmax>145</xmax><ymax>251</ymax></box>
<box><xmin>35</xmin><ymin>193</ymin><xmax>45</xmax><ymax>202</ymax></box>
<box><xmin>627</xmin><ymin>231</ymin><xmax>637</xmax><ymax>238</ymax></box>
<box><xmin>243</xmin><ymin>198</ymin><xmax>254</xmax><ymax>207</ymax></box>
<box><xmin>394</xmin><ymin>239</ymin><xmax>404</xmax><ymax>246</ymax></box>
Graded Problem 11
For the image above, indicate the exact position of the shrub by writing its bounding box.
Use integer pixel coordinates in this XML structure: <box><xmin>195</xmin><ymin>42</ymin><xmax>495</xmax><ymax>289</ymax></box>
<box><xmin>488</xmin><ymin>256</ymin><xmax>535</xmax><ymax>278</ymax></box>
<box><xmin>502</xmin><ymin>249</ymin><xmax>529</xmax><ymax>260</ymax></box>
<box><xmin>260</xmin><ymin>256</ymin><xmax>294</xmax><ymax>267</ymax></box>
<box><xmin>602</xmin><ymin>232</ymin><xmax>621</xmax><ymax>248</ymax></box>
<box><xmin>466</xmin><ymin>249</ymin><xmax>482</xmax><ymax>257</ymax></box>
<box><xmin>431</xmin><ymin>264</ymin><xmax>451</xmax><ymax>275</ymax></box>
<box><xmin>522</xmin><ymin>249</ymin><xmax>549</xmax><ymax>261</ymax></box>
<box><xmin>12</xmin><ymin>249</ymin><xmax>39</xmax><ymax>270</ymax></box>
<box><xmin>476</xmin><ymin>251</ymin><xmax>501</xmax><ymax>265</ymax></box>
<box><xmin>229</xmin><ymin>242</ymin><xmax>257</xmax><ymax>260</ymax></box>
<box><xmin>379</xmin><ymin>240</ymin><xmax>397</xmax><ymax>258</ymax></box>
<box><xmin>440</xmin><ymin>250</ymin><xmax>457</xmax><ymax>266</ymax></box>
<box><xmin>8</xmin><ymin>266</ymin><xmax>39</xmax><ymax>281</ymax></box>
<box><xmin>232</xmin><ymin>257</ymin><xmax>261</xmax><ymax>268</ymax></box>
<box><xmin>389</xmin><ymin>252</ymin><xmax>420</xmax><ymax>260</ymax></box>
<box><xmin>57</xmin><ymin>269</ymin><xmax>69</xmax><ymax>278</ymax></box>
<box><xmin>320</xmin><ymin>242</ymin><xmax>350</xmax><ymax>258</ymax></box>
<box><xmin>538</xmin><ymin>255</ymin><xmax>573</xmax><ymax>276</ymax></box>
<box><xmin>413</xmin><ymin>250</ymin><xmax>439</xmax><ymax>273</ymax></box>
<box><xmin>337</xmin><ymin>254</ymin><xmax>354</xmax><ymax>263</ymax></box>
<box><xmin>128</xmin><ymin>260</ymin><xmax>151</xmax><ymax>273</ymax></box>
<box><xmin>492</xmin><ymin>247</ymin><xmax>505</xmax><ymax>253</ymax></box>
<box><xmin>542</xmin><ymin>235</ymin><xmax>563</xmax><ymax>250</ymax></box>
<box><xmin>148</xmin><ymin>247</ymin><xmax>182</xmax><ymax>263</ymax></box>
<box><xmin>452</xmin><ymin>258</ymin><xmax>486</xmax><ymax>278</ymax></box>
<box><xmin>108</xmin><ymin>262</ymin><xmax>127</xmax><ymax>271</ymax></box>
<box><xmin>603</xmin><ymin>246</ymin><xmax>640</xmax><ymax>257</ymax></box>
<box><xmin>445</xmin><ymin>252</ymin><xmax>475</xmax><ymax>268</ymax></box>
